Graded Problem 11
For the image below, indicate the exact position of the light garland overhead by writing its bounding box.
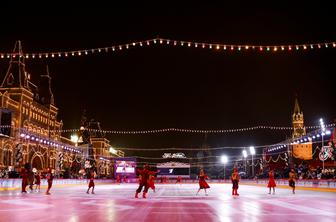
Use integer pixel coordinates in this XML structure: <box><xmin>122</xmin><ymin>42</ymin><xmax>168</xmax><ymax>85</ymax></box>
<box><xmin>1</xmin><ymin>124</ymin><xmax>334</xmax><ymax>134</ymax></box>
<box><xmin>1</xmin><ymin>37</ymin><xmax>336</xmax><ymax>59</ymax></box>
<box><xmin>49</xmin><ymin>123</ymin><xmax>335</xmax><ymax>134</ymax></box>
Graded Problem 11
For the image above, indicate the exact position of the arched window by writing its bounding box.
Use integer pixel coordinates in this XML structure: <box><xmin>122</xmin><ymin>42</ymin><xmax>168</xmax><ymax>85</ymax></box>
<box><xmin>3</xmin><ymin>149</ymin><xmax>12</xmax><ymax>166</ymax></box>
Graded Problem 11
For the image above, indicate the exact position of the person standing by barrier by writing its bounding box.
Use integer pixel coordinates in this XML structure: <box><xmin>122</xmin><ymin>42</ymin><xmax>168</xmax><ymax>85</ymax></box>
<box><xmin>176</xmin><ymin>176</ymin><xmax>182</xmax><ymax>185</ymax></box>
<box><xmin>289</xmin><ymin>169</ymin><xmax>296</xmax><ymax>194</ymax></box>
<box><xmin>196</xmin><ymin>169</ymin><xmax>210</xmax><ymax>196</ymax></box>
<box><xmin>116</xmin><ymin>175</ymin><xmax>121</xmax><ymax>184</ymax></box>
<box><xmin>267</xmin><ymin>169</ymin><xmax>276</xmax><ymax>194</ymax></box>
<box><xmin>231</xmin><ymin>168</ymin><xmax>240</xmax><ymax>196</ymax></box>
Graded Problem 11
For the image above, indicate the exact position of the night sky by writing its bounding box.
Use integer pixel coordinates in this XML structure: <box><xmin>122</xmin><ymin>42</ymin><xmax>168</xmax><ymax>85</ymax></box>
<box><xmin>0</xmin><ymin>5</ymin><xmax>335</xmax><ymax>161</ymax></box>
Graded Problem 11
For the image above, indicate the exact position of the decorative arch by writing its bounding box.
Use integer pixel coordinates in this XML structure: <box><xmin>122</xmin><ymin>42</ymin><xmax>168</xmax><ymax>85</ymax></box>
<box><xmin>31</xmin><ymin>153</ymin><xmax>44</xmax><ymax>170</ymax></box>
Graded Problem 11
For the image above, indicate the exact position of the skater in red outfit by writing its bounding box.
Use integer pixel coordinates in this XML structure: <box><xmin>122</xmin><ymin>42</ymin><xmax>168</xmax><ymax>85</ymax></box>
<box><xmin>87</xmin><ymin>171</ymin><xmax>95</xmax><ymax>194</ymax></box>
<box><xmin>196</xmin><ymin>169</ymin><xmax>210</xmax><ymax>196</ymax></box>
<box><xmin>148</xmin><ymin>174</ymin><xmax>156</xmax><ymax>192</ymax></box>
<box><xmin>20</xmin><ymin>167</ymin><xmax>28</xmax><ymax>193</ymax></box>
<box><xmin>45</xmin><ymin>168</ymin><xmax>54</xmax><ymax>195</ymax></box>
<box><xmin>231</xmin><ymin>168</ymin><xmax>240</xmax><ymax>196</ymax></box>
<box><xmin>267</xmin><ymin>169</ymin><xmax>276</xmax><ymax>194</ymax></box>
<box><xmin>176</xmin><ymin>176</ymin><xmax>182</xmax><ymax>185</ymax></box>
<box><xmin>34</xmin><ymin>171</ymin><xmax>41</xmax><ymax>192</ymax></box>
<box><xmin>135</xmin><ymin>164</ymin><xmax>158</xmax><ymax>198</ymax></box>
<box><xmin>116</xmin><ymin>175</ymin><xmax>121</xmax><ymax>184</ymax></box>
<box><xmin>123</xmin><ymin>175</ymin><xmax>127</xmax><ymax>183</ymax></box>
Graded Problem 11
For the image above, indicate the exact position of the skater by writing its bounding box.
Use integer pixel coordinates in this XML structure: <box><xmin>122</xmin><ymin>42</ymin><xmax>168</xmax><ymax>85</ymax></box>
<box><xmin>176</xmin><ymin>176</ymin><xmax>182</xmax><ymax>185</ymax></box>
<box><xmin>196</xmin><ymin>169</ymin><xmax>210</xmax><ymax>196</ymax></box>
<box><xmin>45</xmin><ymin>168</ymin><xmax>54</xmax><ymax>195</ymax></box>
<box><xmin>289</xmin><ymin>169</ymin><xmax>296</xmax><ymax>194</ymax></box>
<box><xmin>87</xmin><ymin>171</ymin><xmax>95</xmax><ymax>194</ymax></box>
<box><xmin>135</xmin><ymin>164</ymin><xmax>157</xmax><ymax>198</ymax></box>
<box><xmin>267</xmin><ymin>169</ymin><xmax>276</xmax><ymax>194</ymax></box>
<box><xmin>20</xmin><ymin>165</ymin><xmax>29</xmax><ymax>193</ymax></box>
<box><xmin>28</xmin><ymin>167</ymin><xmax>35</xmax><ymax>192</ymax></box>
<box><xmin>231</xmin><ymin>168</ymin><xmax>240</xmax><ymax>196</ymax></box>
<box><xmin>34</xmin><ymin>170</ymin><xmax>41</xmax><ymax>192</ymax></box>
<box><xmin>116</xmin><ymin>175</ymin><xmax>121</xmax><ymax>184</ymax></box>
<box><xmin>123</xmin><ymin>175</ymin><xmax>127</xmax><ymax>183</ymax></box>
<box><xmin>148</xmin><ymin>174</ymin><xmax>156</xmax><ymax>192</ymax></box>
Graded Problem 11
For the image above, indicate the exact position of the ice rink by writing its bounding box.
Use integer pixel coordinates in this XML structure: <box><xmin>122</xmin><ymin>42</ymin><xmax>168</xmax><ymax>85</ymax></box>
<box><xmin>0</xmin><ymin>183</ymin><xmax>335</xmax><ymax>222</ymax></box>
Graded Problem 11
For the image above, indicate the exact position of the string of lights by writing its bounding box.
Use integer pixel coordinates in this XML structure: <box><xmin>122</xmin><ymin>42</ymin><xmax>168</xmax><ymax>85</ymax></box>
<box><xmin>158</xmin><ymin>38</ymin><xmax>336</xmax><ymax>52</ymax></box>
<box><xmin>1</xmin><ymin>124</ymin><xmax>334</xmax><ymax>134</ymax></box>
<box><xmin>1</xmin><ymin>37</ymin><xmax>335</xmax><ymax>59</ymax></box>
<box><xmin>48</xmin><ymin>123</ymin><xmax>335</xmax><ymax>134</ymax></box>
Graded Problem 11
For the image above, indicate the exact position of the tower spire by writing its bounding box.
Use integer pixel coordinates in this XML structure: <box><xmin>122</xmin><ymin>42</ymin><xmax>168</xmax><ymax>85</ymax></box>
<box><xmin>1</xmin><ymin>40</ymin><xmax>27</xmax><ymax>88</ymax></box>
<box><xmin>293</xmin><ymin>94</ymin><xmax>301</xmax><ymax>114</ymax></box>
<box><xmin>40</xmin><ymin>65</ymin><xmax>55</xmax><ymax>105</ymax></box>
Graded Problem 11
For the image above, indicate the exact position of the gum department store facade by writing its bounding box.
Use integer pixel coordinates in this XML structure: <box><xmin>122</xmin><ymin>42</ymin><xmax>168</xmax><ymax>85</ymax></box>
<box><xmin>0</xmin><ymin>42</ymin><xmax>123</xmax><ymax>176</ymax></box>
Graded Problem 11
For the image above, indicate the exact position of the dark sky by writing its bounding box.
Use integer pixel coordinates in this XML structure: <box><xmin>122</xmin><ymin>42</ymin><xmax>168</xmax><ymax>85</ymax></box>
<box><xmin>0</xmin><ymin>4</ymin><xmax>335</xmax><ymax>161</ymax></box>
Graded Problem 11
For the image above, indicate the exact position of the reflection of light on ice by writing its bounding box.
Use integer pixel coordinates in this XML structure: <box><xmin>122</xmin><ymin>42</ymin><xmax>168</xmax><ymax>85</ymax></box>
<box><xmin>69</xmin><ymin>215</ymin><xmax>79</xmax><ymax>222</ymax></box>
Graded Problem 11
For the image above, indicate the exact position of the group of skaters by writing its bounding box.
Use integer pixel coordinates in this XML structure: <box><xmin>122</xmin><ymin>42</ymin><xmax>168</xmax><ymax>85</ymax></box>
<box><xmin>20</xmin><ymin>163</ymin><xmax>95</xmax><ymax>195</ymax></box>
<box><xmin>20</xmin><ymin>164</ymin><xmax>53</xmax><ymax>195</ymax></box>
<box><xmin>19</xmin><ymin>163</ymin><xmax>297</xmax><ymax>198</ymax></box>
<box><xmin>133</xmin><ymin>164</ymin><xmax>298</xmax><ymax>199</ymax></box>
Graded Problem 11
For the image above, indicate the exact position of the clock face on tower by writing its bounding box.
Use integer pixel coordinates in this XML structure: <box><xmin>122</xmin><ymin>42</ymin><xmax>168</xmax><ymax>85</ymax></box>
<box><xmin>296</xmin><ymin>128</ymin><xmax>304</xmax><ymax>135</ymax></box>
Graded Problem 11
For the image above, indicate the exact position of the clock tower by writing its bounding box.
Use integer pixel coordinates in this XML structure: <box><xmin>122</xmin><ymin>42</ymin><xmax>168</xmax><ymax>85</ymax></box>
<box><xmin>292</xmin><ymin>96</ymin><xmax>306</xmax><ymax>138</ymax></box>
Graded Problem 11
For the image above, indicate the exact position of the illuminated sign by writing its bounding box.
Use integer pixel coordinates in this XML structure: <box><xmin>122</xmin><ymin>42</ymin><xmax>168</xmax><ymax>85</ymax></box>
<box><xmin>162</xmin><ymin>153</ymin><xmax>186</xmax><ymax>159</ymax></box>
<box><xmin>115</xmin><ymin>160</ymin><xmax>136</xmax><ymax>173</ymax></box>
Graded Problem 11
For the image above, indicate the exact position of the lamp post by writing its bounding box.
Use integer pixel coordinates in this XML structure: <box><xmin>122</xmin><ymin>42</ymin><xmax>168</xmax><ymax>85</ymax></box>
<box><xmin>320</xmin><ymin>118</ymin><xmax>326</xmax><ymax>171</ymax></box>
<box><xmin>221</xmin><ymin>155</ymin><xmax>228</xmax><ymax>180</ymax></box>
<box><xmin>249</xmin><ymin>146</ymin><xmax>255</xmax><ymax>178</ymax></box>
<box><xmin>242</xmin><ymin>150</ymin><xmax>247</xmax><ymax>177</ymax></box>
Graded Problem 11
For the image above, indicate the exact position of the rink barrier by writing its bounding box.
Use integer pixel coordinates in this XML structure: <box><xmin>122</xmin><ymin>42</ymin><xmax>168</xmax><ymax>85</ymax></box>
<box><xmin>1</xmin><ymin>178</ymin><xmax>335</xmax><ymax>190</ymax></box>
<box><xmin>0</xmin><ymin>179</ymin><xmax>114</xmax><ymax>190</ymax></box>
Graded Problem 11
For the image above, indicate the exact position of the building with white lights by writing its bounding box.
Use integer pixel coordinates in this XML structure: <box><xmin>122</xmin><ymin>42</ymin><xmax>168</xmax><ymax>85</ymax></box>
<box><xmin>0</xmin><ymin>42</ymin><xmax>123</xmax><ymax>175</ymax></box>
